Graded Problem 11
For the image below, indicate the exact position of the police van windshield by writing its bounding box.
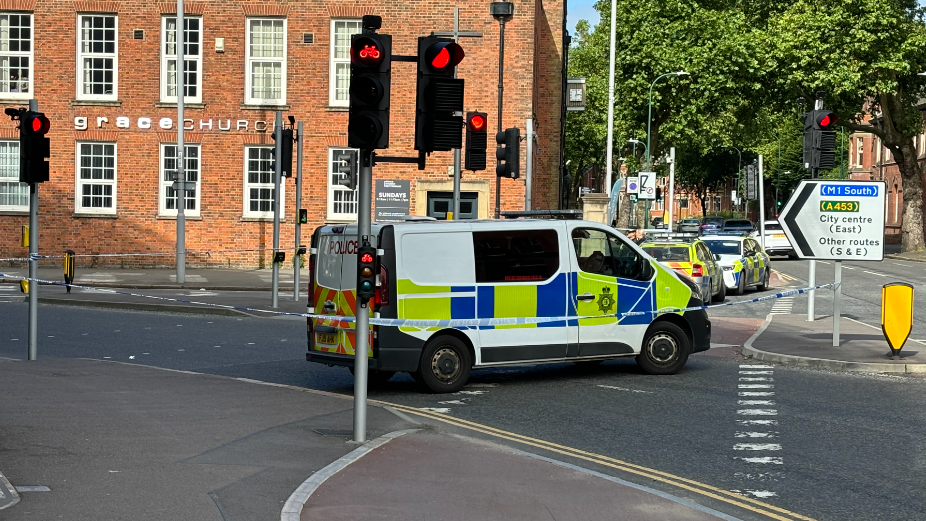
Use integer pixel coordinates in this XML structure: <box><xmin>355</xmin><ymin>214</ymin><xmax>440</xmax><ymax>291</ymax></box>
<box><xmin>703</xmin><ymin>240</ymin><xmax>742</xmax><ymax>255</ymax></box>
<box><xmin>642</xmin><ymin>245</ymin><xmax>690</xmax><ymax>262</ymax></box>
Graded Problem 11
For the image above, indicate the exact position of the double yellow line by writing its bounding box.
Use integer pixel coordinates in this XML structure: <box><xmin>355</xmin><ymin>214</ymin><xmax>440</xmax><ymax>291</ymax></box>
<box><xmin>774</xmin><ymin>270</ymin><xmax>799</xmax><ymax>283</ymax></box>
<box><xmin>379</xmin><ymin>401</ymin><xmax>817</xmax><ymax>521</ymax></box>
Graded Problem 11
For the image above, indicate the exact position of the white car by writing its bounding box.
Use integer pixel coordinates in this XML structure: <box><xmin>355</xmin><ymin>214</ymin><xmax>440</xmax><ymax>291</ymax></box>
<box><xmin>755</xmin><ymin>220</ymin><xmax>795</xmax><ymax>258</ymax></box>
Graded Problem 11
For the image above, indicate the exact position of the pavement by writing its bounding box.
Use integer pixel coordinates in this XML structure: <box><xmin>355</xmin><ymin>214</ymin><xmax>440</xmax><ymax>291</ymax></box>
<box><xmin>744</xmin><ymin>313</ymin><xmax>926</xmax><ymax>373</ymax></box>
<box><xmin>0</xmin><ymin>357</ymin><xmax>742</xmax><ymax>521</ymax></box>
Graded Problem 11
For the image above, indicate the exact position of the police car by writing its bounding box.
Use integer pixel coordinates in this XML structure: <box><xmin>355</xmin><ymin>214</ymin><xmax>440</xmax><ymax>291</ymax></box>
<box><xmin>307</xmin><ymin>219</ymin><xmax>712</xmax><ymax>393</ymax></box>
<box><xmin>701</xmin><ymin>234</ymin><xmax>771</xmax><ymax>295</ymax></box>
<box><xmin>639</xmin><ymin>234</ymin><xmax>725</xmax><ymax>303</ymax></box>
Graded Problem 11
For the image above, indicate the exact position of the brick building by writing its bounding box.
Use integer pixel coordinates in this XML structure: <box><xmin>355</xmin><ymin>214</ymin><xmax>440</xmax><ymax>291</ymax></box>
<box><xmin>0</xmin><ymin>0</ymin><xmax>564</xmax><ymax>267</ymax></box>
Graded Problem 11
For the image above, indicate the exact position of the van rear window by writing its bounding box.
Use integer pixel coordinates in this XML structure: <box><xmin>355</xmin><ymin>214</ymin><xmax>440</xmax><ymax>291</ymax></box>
<box><xmin>473</xmin><ymin>230</ymin><xmax>560</xmax><ymax>283</ymax></box>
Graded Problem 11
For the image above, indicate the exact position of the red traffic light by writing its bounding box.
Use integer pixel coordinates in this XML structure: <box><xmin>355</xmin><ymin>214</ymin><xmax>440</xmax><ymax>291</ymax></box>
<box><xmin>360</xmin><ymin>252</ymin><xmax>374</xmax><ymax>264</ymax></box>
<box><xmin>26</xmin><ymin>114</ymin><xmax>50</xmax><ymax>134</ymax></box>
<box><xmin>351</xmin><ymin>36</ymin><xmax>385</xmax><ymax>67</ymax></box>
<box><xmin>426</xmin><ymin>42</ymin><xmax>464</xmax><ymax>71</ymax></box>
<box><xmin>468</xmin><ymin>113</ymin><xmax>486</xmax><ymax>131</ymax></box>
<box><xmin>815</xmin><ymin>110</ymin><xmax>837</xmax><ymax>129</ymax></box>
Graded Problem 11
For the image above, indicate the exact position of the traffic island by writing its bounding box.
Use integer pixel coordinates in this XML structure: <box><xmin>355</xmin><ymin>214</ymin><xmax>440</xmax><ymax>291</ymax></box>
<box><xmin>743</xmin><ymin>313</ymin><xmax>926</xmax><ymax>374</ymax></box>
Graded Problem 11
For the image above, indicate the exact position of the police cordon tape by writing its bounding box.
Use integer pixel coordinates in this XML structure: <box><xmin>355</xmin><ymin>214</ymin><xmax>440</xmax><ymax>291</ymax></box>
<box><xmin>0</xmin><ymin>271</ymin><xmax>838</xmax><ymax>328</ymax></box>
<box><xmin>0</xmin><ymin>246</ymin><xmax>297</xmax><ymax>263</ymax></box>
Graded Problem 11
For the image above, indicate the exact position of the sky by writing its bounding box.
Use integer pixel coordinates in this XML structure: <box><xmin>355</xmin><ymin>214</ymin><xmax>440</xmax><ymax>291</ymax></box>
<box><xmin>568</xmin><ymin>0</ymin><xmax>599</xmax><ymax>35</ymax></box>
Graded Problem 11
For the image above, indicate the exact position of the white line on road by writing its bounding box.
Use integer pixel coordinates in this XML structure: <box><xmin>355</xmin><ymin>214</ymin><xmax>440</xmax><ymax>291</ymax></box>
<box><xmin>737</xmin><ymin>409</ymin><xmax>778</xmax><ymax>416</ymax></box>
<box><xmin>739</xmin><ymin>371</ymin><xmax>773</xmax><ymax>375</ymax></box>
<box><xmin>597</xmin><ymin>385</ymin><xmax>653</xmax><ymax>394</ymax></box>
<box><xmin>739</xmin><ymin>384</ymin><xmax>774</xmax><ymax>389</ymax></box>
<box><xmin>738</xmin><ymin>400</ymin><xmax>776</xmax><ymax>406</ymax></box>
<box><xmin>736</xmin><ymin>457</ymin><xmax>783</xmax><ymax>464</ymax></box>
<box><xmin>892</xmin><ymin>262</ymin><xmax>913</xmax><ymax>267</ymax></box>
<box><xmin>739</xmin><ymin>377</ymin><xmax>773</xmax><ymax>381</ymax></box>
<box><xmin>819</xmin><ymin>261</ymin><xmax>831</xmax><ymax>265</ymax></box>
<box><xmin>735</xmin><ymin>432</ymin><xmax>778</xmax><ymax>438</ymax></box>
<box><xmin>734</xmin><ymin>443</ymin><xmax>782</xmax><ymax>451</ymax></box>
<box><xmin>740</xmin><ymin>365</ymin><xmax>774</xmax><ymax>369</ymax></box>
<box><xmin>863</xmin><ymin>270</ymin><xmax>888</xmax><ymax>277</ymax></box>
<box><xmin>737</xmin><ymin>419</ymin><xmax>778</xmax><ymax>425</ymax></box>
<box><xmin>744</xmin><ymin>490</ymin><xmax>778</xmax><ymax>498</ymax></box>
<box><xmin>739</xmin><ymin>392</ymin><xmax>775</xmax><ymax>397</ymax></box>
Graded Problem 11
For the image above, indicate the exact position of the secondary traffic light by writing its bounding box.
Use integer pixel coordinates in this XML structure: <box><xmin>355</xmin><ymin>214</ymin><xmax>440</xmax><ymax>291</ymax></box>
<box><xmin>14</xmin><ymin>110</ymin><xmax>50</xmax><ymax>184</ymax></box>
<box><xmin>298</xmin><ymin>208</ymin><xmax>308</xmax><ymax>224</ymax></box>
<box><xmin>270</xmin><ymin>127</ymin><xmax>294</xmax><ymax>177</ymax></box>
<box><xmin>803</xmin><ymin>109</ymin><xmax>837</xmax><ymax>173</ymax></box>
<box><xmin>495</xmin><ymin>127</ymin><xmax>520</xmax><ymax>179</ymax></box>
<box><xmin>357</xmin><ymin>242</ymin><xmax>377</xmax><ymax>302</ymax></box>
<box><xmin>348</xmin><ymin>32</ymin><xmax>392</xmax><ymax>150</ymax></box>
<box><xmin>414</xmin><ymin>37</ymin><xmax>464</xmax><ymax>153</ymax></box>
<box><xmin>464</xmin><ymin>111</ymin><xmax>487</xmax><ymax>171</ymax></box>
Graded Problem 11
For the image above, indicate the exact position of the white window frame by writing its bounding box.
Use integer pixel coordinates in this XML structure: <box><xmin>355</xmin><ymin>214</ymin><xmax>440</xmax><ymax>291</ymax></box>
<box><xmin>328</xmin><ymin>19</ymin><xmax>361</xmax><ymax>107</ymax></box>
<box><xmin>245</xmin><ymin>17</ymin><xmax>286</xmax><ymax>105</ymax></box>
<box><xmin>160</xmin><ymin>15</ymin><xmax>203</xmax><ymax>104</ymax></box>
<box><xmin>76</xmin><ymin>14</ymin><xmax>118</xmax><ymax>101</ymax></box>
<box><xmin>327</xmin><ymin>147</ymin><xmax>359</xmax><ymax>221</ymax></box>
<box><xmin>75</xmin><ymin>141</ymin><xmax>117</xmax><ymax>214</ymax></box>
<box><xmin>855</xmin><ymin>138</ymin><xmax>863</xmax><ymax>167</ymax></box>
<box><xmin>159</xmin><ymin>143</ymin><xmax>201</xmax><ymax>217</ymax></box>
<box><xmin>0</xmin><ymin>13</ymin><xmax>33</xmax><ymax>100</ymax></box>
<box><xmin>243</xmin><ymin>146</ymin><xmax>284</xmax><ymax>218</ymax></box>
<box><xmin>0</xmin><ymin>140</ymin><xmax>26</xmax><ymax>211</ymax></box>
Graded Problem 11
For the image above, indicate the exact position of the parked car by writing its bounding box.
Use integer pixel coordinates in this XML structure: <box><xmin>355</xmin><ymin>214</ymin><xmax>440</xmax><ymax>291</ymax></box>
<box><xmin>701</xmin><ymin>234</ymin><xmax>771</xmax><ymax>295</ymax></box>
<box><xmin>700</xmin><ymin>216</ymin><xmax>724</xmax><ymax>235</ymax></box>
<box><xmin>759</xmin><ymin>220</ymin><xmax>796</xmax><ymax>258</ymax></box>
<box><xmin>640</xmin><ymin>236</ymin><xmax>725</xmax><ymax>303</ymax></box>
<box><xmin>722</xmin><ymin>219</ymin><xmax>755</xmax><ymax>234</ymax></box>
<box><xmin>651</xmin><ymin>216</ymin><xmax>667</xmax><ymax>229</ymax></box>
<box><xmin>676</xmin><ymin>218</ymin><xmax>702</xmax><ymax>233</ymax></box>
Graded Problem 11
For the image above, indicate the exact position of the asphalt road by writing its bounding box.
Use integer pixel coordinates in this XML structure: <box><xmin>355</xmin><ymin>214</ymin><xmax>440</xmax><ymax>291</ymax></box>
<box><xmin>2</xmin><ymin>276</ymin><xmax>926</xmax><ymax>521</ymax></box>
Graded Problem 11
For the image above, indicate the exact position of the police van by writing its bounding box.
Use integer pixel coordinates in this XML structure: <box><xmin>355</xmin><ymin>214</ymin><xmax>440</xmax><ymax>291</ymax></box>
<box><xmin>306</xmin><ymin>219</ymin><xmax>711</xmax><ymax>393</ymax></box>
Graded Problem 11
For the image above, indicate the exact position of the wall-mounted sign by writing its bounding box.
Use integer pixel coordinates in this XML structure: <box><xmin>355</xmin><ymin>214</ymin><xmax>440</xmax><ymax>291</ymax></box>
<box><xmin>375</xmin><ymin>180</ymin><xmax>410</xmax><ymax>222</ymax></box>
<box><xmin>73</xmin><ymin>116</ymin><xmax>274</xmax><ymax>132</ymax></box>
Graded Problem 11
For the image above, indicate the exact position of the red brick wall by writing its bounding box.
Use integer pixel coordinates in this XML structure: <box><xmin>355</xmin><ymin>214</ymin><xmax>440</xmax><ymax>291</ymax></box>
<box><xmin>0</xmin><ymin>0</ymin><xmax>563</xmax><ymax>268</ymax></box>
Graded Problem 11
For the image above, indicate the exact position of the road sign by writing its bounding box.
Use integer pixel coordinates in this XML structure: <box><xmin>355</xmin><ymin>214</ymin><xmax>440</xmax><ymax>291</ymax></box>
<box><xmin>627</xmin><ymin>176</ymin><xmax>639</xmax><ymax>194</ymax></box>
<box><xmin>746</xmin><ymin>164</ymin><xmax>757</xmax><ymax>200</ymax></box>
<box><xmin>779</xmin><ymin>179</ymin><xmax>886</xmax><ymax>261</ymax></box>
<box><xmin>638</xmin><ymin>171</ymin><xmax>656</xmax><ymax>200</ymax></box>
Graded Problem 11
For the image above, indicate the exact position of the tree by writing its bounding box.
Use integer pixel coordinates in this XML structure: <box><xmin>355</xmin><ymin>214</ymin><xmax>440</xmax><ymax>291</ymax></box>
<box><xmin>762</xmin><ymin>0</ymin><xmax>926</xmax><ymax>251</ymax></box>
<box><xmin>675</xmin><ymin>149</ymin><xmax>740</xmax><ymax>217</ymax></box>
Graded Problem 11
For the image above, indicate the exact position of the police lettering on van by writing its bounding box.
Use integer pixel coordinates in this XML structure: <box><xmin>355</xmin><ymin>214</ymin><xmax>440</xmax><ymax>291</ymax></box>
<box><xmin>307</xmin><ymin>219</ymin><xmax>711</xmax><ymax>393</ymax></box>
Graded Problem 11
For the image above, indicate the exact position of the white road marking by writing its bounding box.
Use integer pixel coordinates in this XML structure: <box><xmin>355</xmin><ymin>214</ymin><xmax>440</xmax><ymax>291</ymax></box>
<box><xmin>739</xmin><ymin>370</ymin><xmax>773</xmax><ymax>375</ymax></box>
<box><xmin>738</xmin><ymin>400</ymin><xmax>776</xmax><ymax>406</ymax></box>
<box><xmin>735</xmin><ymin>432</ymin><xmax>778</xmax><ymax>438</ymax></box>
<box><xmin>819</xmin><ymin>261</ymin><xmax>831</xmax><ymax>265</ymax></box>
<box><xmin>464</xmin><ymin>383</ymin><xmax>498</xmax><ymax>388</ymax></box>
<box><xmin>103</xmin><ymin>356</ymin><xmax>111</xmax><ymax>359</ymax></box>
<box><xmin>737</xmin><ymin>457</ymin><xmax>783</xmax><ymax>464</ymax></box>
<box><xmin>438</xmin><ymin>400</ymin><xmax>466</xmax><ymax>405</ymax></box>
<box><xmin>737</xmin><ymin>409</ymin><xmax>778</xmax><ymax>415</ymax></box>
<box><xmin>892</xmin><ymin>262</ymin><xmax>913</xmax><ymax>267</ymax></box>
<box><xmin>734</xmin><ymin>472</ymin><xmax>785</xmax><ymax>480</ymax></box>
<box><xmin>734</xmin><ymin>443</ymin><xmax>782</xmax><ymax>451</ymax></box>
<box><xmin>843</xmin><ymin>266</ymin><xmax>856</xmax><ymax>270</ymax></box>
<box><xmin>739</xmin><ymin>377</ymin><xmax>773</xmax><ymax>381</ymax></box>
<box><xmin>739</xmin><ymin>392</ymin><xmax>775</xmax><ymax>397</ymax></box>
<box><xmin>142</xmin><ymin>352</ymin><xmax>149</xmax><ymax>355</ymax></box>
<box><xmin>744</xmin><ymin>490</ymin><xmax>778</xmax><ymax>498</ymax></box>
<box><xmin>740</xmin><ymin>365</ymin><xmax>774</xmax><ymax>369</ymax></box>
<box><xmin>128</xmin><ymin>355</ymin><xmax>135</xmax><ymax>360</ymax></box>
<box><xmin>178</xmin><ymin>349</ymin><xmax>185</xmax><ymax>352</ymax></box>
<box><xmin>420</xmin><ymin>407</ymin><xmax>450</xmax><ymax>413</ymax></box>
<box><xmin>15</xmin><ymin>486</ymin><xmax>51</xmax><ymax>492</ymax></box>
<box><xmin>597</xmin><ymin>384</ymin><xmax>653</xmax><ymax>394</ymax></box>
<box><xmin>737</xmin><ymin>419</ymin><xmax>778</xmax><ymax>425</ymax></box>
<box><xmin>739</xmin><ymin>384</ymin><xmax>774</xmax><ymax>388</ymax></box>
<box><xmin>455</xmin><ymin>390</ymin><xmax>487</xmax><ymax>395</ymax></box>
<box><xmin>863</xmin><ymin>270</ymin><xmax>887</xmax><ymax>277</ymax></box>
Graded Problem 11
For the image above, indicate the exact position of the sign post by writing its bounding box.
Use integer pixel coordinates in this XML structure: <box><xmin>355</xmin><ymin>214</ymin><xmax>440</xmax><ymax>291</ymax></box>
<box><xmin>638</xmin><ymin>171</ymin><xmax>656</xmax><ymax>200</ymax></box>
<box><xmin>779</xmin><ymin>179</ymin><xmax>886</xmax><ymax>345</ymax></box>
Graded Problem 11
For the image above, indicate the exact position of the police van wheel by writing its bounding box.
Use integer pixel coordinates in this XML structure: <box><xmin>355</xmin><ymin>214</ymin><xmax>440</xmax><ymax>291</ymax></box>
<box><xmin>636</xmin><ymin>321</ymin><xmax>690</xmax><ymax>375</ymax></box>
<box><xmin>757</xmin><ymin>269</ymin><xmax>770</xmax><ymax>291</ymax></box>
<box><xmin>417</xmin><ymin>336</ymin><xmax>472</xmax><ymax>393</ymax></box>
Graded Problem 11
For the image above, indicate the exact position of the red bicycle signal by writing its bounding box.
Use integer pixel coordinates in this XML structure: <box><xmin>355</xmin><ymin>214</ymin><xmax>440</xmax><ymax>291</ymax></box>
<box><xmin>351</xmin><ymin>36</ymin><xmax>385</xmax><ymax>67</ymax></box>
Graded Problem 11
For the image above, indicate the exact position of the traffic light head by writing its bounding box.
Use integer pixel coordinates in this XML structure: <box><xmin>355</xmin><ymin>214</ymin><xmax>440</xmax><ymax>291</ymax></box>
<box><xmin>465</xmin><ymin>111</ymin><xmax>488</xmax><ymax>171</ymax></box>
<box><xmin>17</xmin><ymin>110</ymin><xmax>50</xmax><ymax>184</ymax></box>
<box><xmin>356</xmin><ymin>243</ymin><xmax>377</xmax><ymax>302</ymax></box>
<box><xmin>814</xmin><ymin>110</ymin><xmax>837</xmax><ymax>130</ymax></box>
<box><xmin>348</xmin><ymin>33</ymin><xmax>391</xmax><ymax>150</ymax></box>
<box><xmin>805</xmin><ymin>110</ymin><xmax>838</xmax><ymax>171</ymax></box>
<box><xmin>25</xmin><ymin>113</ymin><xmax>50</xmax><ymax>135</ymax></box>
<box><xmin>414</xmin><ymin>36</ymin><xmax>465</xmax><ymax>153</ymax></box>
<box><xmin>495</xmin><ymin>127</ymin><xmax>520</xmax><ymax>179</ymax></box>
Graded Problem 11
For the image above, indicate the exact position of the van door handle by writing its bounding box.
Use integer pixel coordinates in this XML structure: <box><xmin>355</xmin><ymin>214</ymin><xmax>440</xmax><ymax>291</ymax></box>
<box><xmin>577</xmin><ymin>293</ymin><xmax>595</xmax><ymax>301</ymax></box>
<box><xmin>323</xmin><ymin>301</ymin><xmax>336</xmax><ymax>312</ymax></box>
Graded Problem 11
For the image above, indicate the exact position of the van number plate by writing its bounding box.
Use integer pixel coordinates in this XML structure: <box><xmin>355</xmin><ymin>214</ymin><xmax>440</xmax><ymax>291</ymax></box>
<box><xmin>316</xmin><ymin>333</ymin><xmax>337</xmax><ymax>345</ymax></box>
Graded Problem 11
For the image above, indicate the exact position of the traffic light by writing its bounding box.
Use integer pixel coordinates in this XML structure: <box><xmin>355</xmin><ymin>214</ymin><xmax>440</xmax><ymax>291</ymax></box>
<box><xmin>414</xmin><ymin>37</ymin><xmax>465</xmax><ymax>153</ymax></box>
<box><xmin>464</xmin><ymin>111</ymin><xmax>487</xmax><ymax>171</ymax></box>
<box><xmin>357</xmin><ymin>242</ymin><xmax>377</xmax><ymax>302</ymax></box>
<box><xmin>298</xmin><ymin>208</ymin><xmax>308</xmax><ymax>224</ymax></box>
<box><xmin>348</xmin><ymin>32</ymin><xmax>391</xmax><ymax>150</ymax></box>
<box><xmin>270</xmin><ymin>127</ymin><xmax>294</xmax><ymax>177</ymax></box>
<box><xmin>8</xmin><ymin>109</ymin><xmax>50</xmax><ymax>184</ymax></box>
<box><xmin>803</xmin><ymin>110</ymin><xmax>837</xmax><ymax>173</ymax></box>
<box><xmin>655</xmin><ymin>187</ymin><xmax>662</xmax><ymax>201</ymax></box>
<box><xmin>495</xmin><ymin>127</ymin><xmax>520</xmax><ymax>179</ymax></box>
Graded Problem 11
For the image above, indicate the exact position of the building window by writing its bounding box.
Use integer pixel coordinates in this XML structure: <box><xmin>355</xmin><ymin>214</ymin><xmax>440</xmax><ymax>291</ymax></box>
<box><xmin>77</xmin><ymin>14</ymin><xmax>117</xmax><ymax>100</ymax></box>
<box><xmin>328</xmin><ymin>19</ymin><xmax>361</xmax><ymax>106</ymax></box>
<box><xmin>161</xmin><ymin>16</ymin><xmax>202</xmax><ymax>103</ymax></box>
<box><xmin>0</xmin><ymin>140</ymin><xmax>26</xmax><ymax>211</ymax></box>
<box><xmin>327</xmin><ymin>147</ymin><xmax>358</xmax><ymax>220</ymax></box>
<box><xmin>244</xmin><ymin>146</ymin><xmax>282</xmax><ymax>218</ymax></box>
<box><xmin>679</xmin><ymin>197</ymin><xmax>689</xmax><ymax>209</ymax></box>
<box><xmin>427</xmin><ymin>191</ymin><xmax>478</xmax><ymax>220</ymax></box>
<box><xmin>246</xmin><ymin>18</ymin><xmax>286</xmax><ymax>105</ymax></box>
<box><xmin>76</xmin><ymin>142</ymin><xmax>116</xmax><ymax>213</ymax></box>
<box><xmin>159</xmin><ymin>143</ymin><xmax>200</xmax><ymax>216</ymax></box>
<box><xmin>0</xmin><ymin>14</ymin><xmax>32</xmax><ymax>98</ymax></box>
<box><xmin>854</xmin><ymin>138</ymin><xmax>864</xmax><ymax>167</ymax></box>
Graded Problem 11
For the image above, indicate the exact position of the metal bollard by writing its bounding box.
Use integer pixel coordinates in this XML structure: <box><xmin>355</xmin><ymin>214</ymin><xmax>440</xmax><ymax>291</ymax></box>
<box><xmin>63</xmin><ymin>250</ymin><xmax>75</xmax><ymax>293</ymax></box>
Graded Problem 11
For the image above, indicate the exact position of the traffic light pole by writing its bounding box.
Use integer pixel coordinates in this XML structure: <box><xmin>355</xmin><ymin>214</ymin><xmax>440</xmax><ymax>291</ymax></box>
<box><xmin>271</xmin><ymin>111</ymin><xmax>282</xmax><ymax>308</ymax></box>
<box><xmin>353</xmin><ymin>149</ymin><xmax>373</xmax><ymax>443</ymax></box>
<box><xmin>293</xmin><ymin>122</ymin><xmax>303</xmax><ymax>302</ymax></box>
<box><xmin>494</xmin><ymin>17</ymin><xmax>506</xmax><ymax>219</ymax></box>
<box><xmin>452</xmin><ymin>9</ymin><xmax>462</xmax><ymax>219</ymax></box>
<box><xmin>27</xmin><ymin>98</ymin><xmax>38</xmax><ymax>360</ymax></box>
<box><xmin>176</xmin><ymin>0</ymin><xmax>186</xmax><ymax>285</ymax></box>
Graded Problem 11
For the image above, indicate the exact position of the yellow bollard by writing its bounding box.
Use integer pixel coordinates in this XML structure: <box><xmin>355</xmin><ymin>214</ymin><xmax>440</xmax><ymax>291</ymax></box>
<box><xmin>63</xmin><ymin>250</ymin><xmax>75</xmax><ymax>293</ymax></box>
<box><xmin>20</xmin><ymin>280</ymin><xmax>28</xmax><ymax>294</ymax></box>
<box><xmin>21</xmin><ymin>225</ymin><xmax>28</xmax><ymax>247</ymax></box>
<box><xmin>882</xmin><ymin>283</ymin><xmax>914</xmax><ymax>360</ymax></box>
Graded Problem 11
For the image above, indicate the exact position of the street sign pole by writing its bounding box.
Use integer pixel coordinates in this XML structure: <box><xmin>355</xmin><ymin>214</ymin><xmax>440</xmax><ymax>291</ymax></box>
<box><xmin>27</xmin><ymin>98</ymin><xmax>38</xmax><ymax>360</ymax></box>
<box><xmin>807</xmin><ymin>259</ymin><xmax>816</xmax><ymax>322</ymax></box>
<box><xmin>758</xmin><ymin>155</ymin><xmax>765</xmax><ymax>250</ymax></box>
<box><xmin>833</xmin><ymin>260</ymin><xmax>842</xmax><ymax>346</ymax></box>
<box><xmin>667</xmin><ymin>148</ymin><xmax>675</xmax><ymax>231</ymax></box>
<box><xmin>271</xmin><ymin>111</ymin><xmax>282</xmax><ymax>308</ymax></box>
<box><xmin>293</xmin><ymin>121</ymin><xmax>303</xmax><ymax>302</ymax></box>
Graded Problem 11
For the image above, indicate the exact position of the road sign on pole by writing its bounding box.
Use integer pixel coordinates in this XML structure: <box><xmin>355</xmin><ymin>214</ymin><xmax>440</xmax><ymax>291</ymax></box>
<box><xmin>778</xmin><ymin>179</ymin><xmax>886</xmax><ymax>261</ymax></box>
<box><xmin>627</xmin><ymin>176</ymin><xmax>639</xmax><ymax>194</ymax></box>
<box><xmin>638</xmin><ymin>171</ymin><xmax>656</xmax><ymax>200</ymax></box>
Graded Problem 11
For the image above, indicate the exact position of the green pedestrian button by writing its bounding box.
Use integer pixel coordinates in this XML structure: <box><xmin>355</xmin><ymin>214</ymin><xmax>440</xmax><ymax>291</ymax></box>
<box><xmin>881</xmin><ymin>283</ymin><xmax>914</xmax><ymax>360</ymax></box>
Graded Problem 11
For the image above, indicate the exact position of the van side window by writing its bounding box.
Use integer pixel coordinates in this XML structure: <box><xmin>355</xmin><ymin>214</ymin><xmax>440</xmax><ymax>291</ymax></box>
<box><xmin>572</xmin><ymin>228</ymin><xmax>649</xmax><ymax>281</ymax></box>
<box><xmin>473</xmin><ymin>229</ymin><xmax>560</xmax><ymax>283</ymax></box>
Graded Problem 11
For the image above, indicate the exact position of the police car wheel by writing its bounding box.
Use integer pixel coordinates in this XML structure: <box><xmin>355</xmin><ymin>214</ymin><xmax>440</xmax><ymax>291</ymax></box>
<box><xmin>636</xmin><ymin>322</ymin><xmax>690</xmax><ymax>375</ymax></box>
<box><xmin>417</xmin><ymin>336</ymin><xmax>472</xmax><ymax>393</ymax></box>
<box><xmin>734</xmin><ymin>274</ymin><xmax>745</xmax><ymax>296</ymax></box>
<box><xmin>757</xmin><ymin>269</ymin><xmax>770</xmax><ymax>291</ymax></box>
<box><xmin>712</xmin><ymin>281</ymin><xmax>726</xmax><ymax>303</ymax></box>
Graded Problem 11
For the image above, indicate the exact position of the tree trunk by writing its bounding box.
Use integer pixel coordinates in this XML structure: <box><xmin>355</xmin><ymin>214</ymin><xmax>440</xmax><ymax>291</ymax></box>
<box><xmin>896</xmin><ymin>141</ymin><xmax>926</xmax><ymax>252</ymax></box>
